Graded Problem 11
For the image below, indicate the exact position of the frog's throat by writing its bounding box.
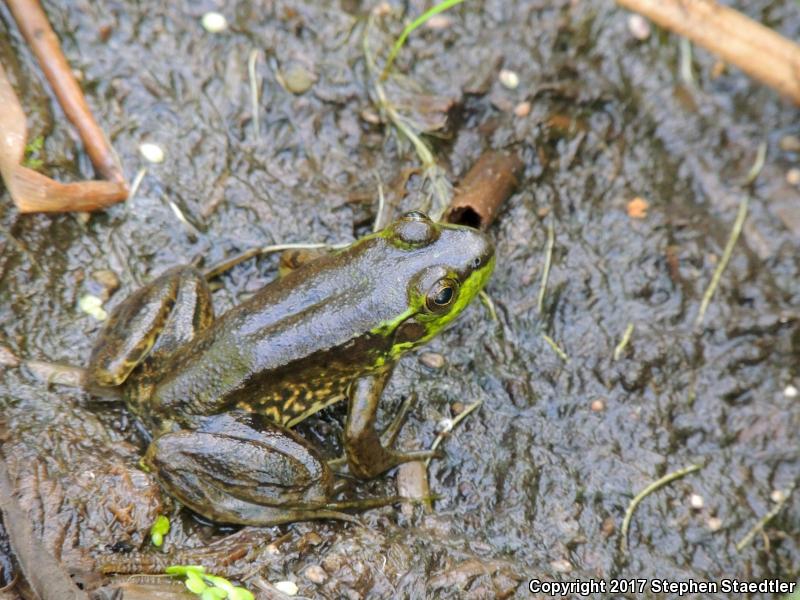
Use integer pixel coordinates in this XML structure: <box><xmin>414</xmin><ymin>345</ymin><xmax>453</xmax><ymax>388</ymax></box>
<box><xmin>369</xmin><ymin>255</ymin><xmax>495</xmax><ymax>368</ymax></box>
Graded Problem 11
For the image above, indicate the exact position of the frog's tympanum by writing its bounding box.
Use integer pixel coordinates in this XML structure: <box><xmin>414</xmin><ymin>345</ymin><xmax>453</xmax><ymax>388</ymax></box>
<box><xmin>87</xmin><ymin>212</ymin><xmax>495</xmax><ymax>525</ymax></box>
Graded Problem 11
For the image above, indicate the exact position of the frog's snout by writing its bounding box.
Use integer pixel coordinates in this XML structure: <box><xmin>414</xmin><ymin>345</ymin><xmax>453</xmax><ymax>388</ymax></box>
<box><xmin>451</xmin><ymin>226</ymin><xmax>495</xmax><ymax>278</ymax></box>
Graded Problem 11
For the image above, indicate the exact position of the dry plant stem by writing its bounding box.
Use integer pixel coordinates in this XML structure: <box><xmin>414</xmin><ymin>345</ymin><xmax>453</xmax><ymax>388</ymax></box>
<box><xmin>444</xmin><ymin>150</ymin><xmax>523</xmax><ymax>230</ymax></box>
<box><xmin>0</xmin><ymin>63</ymin><xmax>128</xmax><ymax>212</ymax></box>
<box><xmin>7</xmin><ymin>0</ymin><xmax>126</xmax><ymax>182</ymax></box>
<box><xmin>735</xmin><ymin>484</ymin><xmax>795</xmax><ymax>551</ymax></box>
<box><xmin>620</xmin><ymin>463</ymin><xmax>702</xmax><ymax>554</ymax></box>
<box><xmin>536</xmin><ymin>220</ymin><xmax>554</xmax><ymax>314</ymax></box>
<box><xmin>616</xmin><ymin>0</ymin><xmax>800</xmax><ymax>104</ymax></box>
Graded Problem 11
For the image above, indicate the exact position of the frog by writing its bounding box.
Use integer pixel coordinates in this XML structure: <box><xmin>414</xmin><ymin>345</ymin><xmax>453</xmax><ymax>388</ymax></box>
<box><xmin>86</xmin><ymin>211</ymin><xmax>495</xmax><ymax>525</ymax></box>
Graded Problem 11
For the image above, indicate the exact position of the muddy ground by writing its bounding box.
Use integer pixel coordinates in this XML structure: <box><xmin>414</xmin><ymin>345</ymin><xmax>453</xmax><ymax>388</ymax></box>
<box><xmin>0</xmin><ymin>1</ymin><xmax>798</xmax><ymax>598</ymax></box>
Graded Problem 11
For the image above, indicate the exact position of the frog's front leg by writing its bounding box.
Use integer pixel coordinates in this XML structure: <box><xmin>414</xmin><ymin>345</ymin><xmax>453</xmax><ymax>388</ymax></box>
<box><xmin>87</xmin><ymin>266</ymin><xmax>213</xmax><ymax>388</ymax></box>
<box><xmin>345</xmin><ymin>369</ymin><xmax>438</xmax><ymax>479</ymax></box>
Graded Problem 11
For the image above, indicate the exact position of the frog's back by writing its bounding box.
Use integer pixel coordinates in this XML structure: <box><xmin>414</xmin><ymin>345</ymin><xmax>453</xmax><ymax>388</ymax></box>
<box><xmin>136</xmin><ymin>238</ymin><xmax>406</xmax><ymax>427</ymax></box>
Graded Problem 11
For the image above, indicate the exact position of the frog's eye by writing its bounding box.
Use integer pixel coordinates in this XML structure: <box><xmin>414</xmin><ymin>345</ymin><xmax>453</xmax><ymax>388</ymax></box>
<box><xmin>390</xmin><ymin>213</ymin><xmax>439</xmax><ymax>247</ymax></box>
<box><xmin>425</xmin><ymin>279</ymin><xmax>458</xmax><ymax>312</ymax></box>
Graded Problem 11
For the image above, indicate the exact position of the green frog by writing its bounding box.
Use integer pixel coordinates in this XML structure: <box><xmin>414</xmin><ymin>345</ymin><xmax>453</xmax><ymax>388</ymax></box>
<box><xmin>86</xmin><ymin>212</ymin><xmax>495</xmax><ymax>525</ymax></box>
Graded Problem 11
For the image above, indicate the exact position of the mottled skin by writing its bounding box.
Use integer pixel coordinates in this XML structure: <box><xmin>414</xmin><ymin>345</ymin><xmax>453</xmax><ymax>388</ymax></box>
<box><xmin>87</xmin><ymin>212</ymin><xmax>495</xmax><ymax>525</ymax></box>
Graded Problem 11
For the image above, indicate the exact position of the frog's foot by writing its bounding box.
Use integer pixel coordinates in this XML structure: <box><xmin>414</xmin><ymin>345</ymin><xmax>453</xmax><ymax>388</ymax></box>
<box><xmin>143</xmin><ymin>411</ymin><xmax>341</xmax><ymax>526</ymax></box>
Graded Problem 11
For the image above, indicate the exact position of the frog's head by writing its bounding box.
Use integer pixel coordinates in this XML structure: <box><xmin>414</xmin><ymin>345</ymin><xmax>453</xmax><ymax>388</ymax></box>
<box><xmin>371</xmin><ymin>211</ymin><xmax>495</xmax><ymax>358</ymax></box>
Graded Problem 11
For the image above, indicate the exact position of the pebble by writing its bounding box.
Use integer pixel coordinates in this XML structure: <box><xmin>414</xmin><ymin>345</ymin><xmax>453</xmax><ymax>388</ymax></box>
<box><xmin>425</xmin><ymin>14</ymin><xmax>453</xmax><ymax>29</ymax></box>
<box><xmin>282</xmin><ymin>64</ymin><xmax>316</xmax><ymax>94</ymax></box>
<box><xmin>0</xmin><ymin>345</ymin><xmax>19</xmax><ymax>368</ymax></box>
<box><xmin>514</xmin><ymin>101</ymin><xmax>531</xmax><ymax>117</ymax></box>
<box><xmin>626</xmin><ymin>196</ymin><xmax>649</xmax><ymax>219</ymax></box>
<box><xmin>420</xmin><ymin>352</ymin><xmax>444</xmax><ymax>369</ymax></box>
<box><xmin>786</xmin><ymin>168</ymin><xmax>800</xmax><ymax>186</ymax></box>
<box><xmin>201</xmin><ymin>12</ymin><xmax>228</xmax><ymax>33</ymax></box>
<box><xmin>689</xmin><ymin>493</ymin><xmax>704</xmax><ymax>509</ymax></box>
<box><xmin>785</xmin><ymin>384</ymin><xmax>798</xmax><ymax>398</ymax></box>
<box><xmin>139</xmin><ymin>142</ymin><xmax>165</xmax><ymax>164</ymax></box>
<box><xmin>627</xmin><ymin>14</ymin><xmax>651</xmax><ymax>40</ymax></box>
<box><xmin>79</xmin><ymin>294</ymin><xmax>108</xmax><ymax>321</ymax></box>
<box><xmin>771</xmin><ymin>489</ymin><xmax>787</xmax><ymax>503</ymax></box>
<box><xmin>304</xmin><ymin>565</ymin><xmax>327</xmax><ymax>584</ymax></box>
<box><xmin>590</xmin><ymin>399</ymin><xmax>606</xmax><ymax>412</ymax></box>
<box><xmin>707</xmin><ymin>516</ymin><xmax>722</xmax><ymax>532</ymax></box>
<box><xmin>498</xmin><ymin>69</ymin><xmax>519</xmax><ymax>90</ymax></box>
<box><xmin>550</xmin><ymin>559</ymin><xmax>572</xmax><ymax>573</ymax></box>
<box><xmin>779</xmin><ymin>134</ymin><xmax>800</xmax><ymax>152</ymax></box>
<box><xmin>274</xmin><ymin>580</ymin><xmax>299</xmax><ymax>596</ymax></box>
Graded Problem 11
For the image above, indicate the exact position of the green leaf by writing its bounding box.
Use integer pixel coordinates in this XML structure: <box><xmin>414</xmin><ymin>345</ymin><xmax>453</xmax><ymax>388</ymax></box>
<box><xmin>185</xmin><ymin>570</ymin><xmax>207</xmax><ymax>594</ymax></box>
<box><xmin>201</xmin><ymin>587</ymin><xmax>227</xmax><ymax>600</ymax></box>
<box><xmin>229</xmin><ymin>587</ymin><xmax>255</xmax><ymax>600</ymax></box>
<box><xmin>166</xmin><ymin>564</ymin><xmax>206</xmax><ymax>576</ymax></box>
<box><xmin>150</xmin><ymin>515</ymin><xmax>170</xmax><ymax>547</ymax></box>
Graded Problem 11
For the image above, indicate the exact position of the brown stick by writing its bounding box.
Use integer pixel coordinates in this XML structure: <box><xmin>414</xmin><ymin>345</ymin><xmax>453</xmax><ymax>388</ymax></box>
<box><xmin>444</xmin><ymin>150</ymin><xmax>523</xmax><ymax>230</ymax></box>
<box><xmin>6</xmin><ymin>0</ymin><xmax>126</xmax><ymax>182</ymax></box>
<box><xmin>0</xmin><ymin>62</ymin><xmax>128</xmax><ymax>213</ymax></box>
<box><xmin>616</xmin><ymin>0</ymin><xmax>800</xmax><ymax>105</ymax></box>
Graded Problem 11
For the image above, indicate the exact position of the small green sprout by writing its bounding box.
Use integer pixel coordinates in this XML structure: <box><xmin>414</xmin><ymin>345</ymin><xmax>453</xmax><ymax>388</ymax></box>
<box><xmin>166</xmin><ymin>565</ymin><xmax>254</xmax><ymax>600</ymax></box>
<box><xmin>381</xmin><ymin>0</ymin><xmax>467</xmax><ymax>80</ymax></box>
<box><xmin>23</xmin><ymin>135</ymin><xmax>45</xmax><ymax>169</ymax></box>
<box><xmin>149</xmin><ymin>515</ymin><xmax>170</xmax><ymax>547</ymax></box>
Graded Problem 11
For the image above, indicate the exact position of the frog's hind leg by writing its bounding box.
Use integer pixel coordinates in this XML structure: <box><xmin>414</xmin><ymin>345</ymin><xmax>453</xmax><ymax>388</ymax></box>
<box><xmin>87</xmin><ymin>266</ymin><xmax>213</xmax><ymax>387</ymax></box>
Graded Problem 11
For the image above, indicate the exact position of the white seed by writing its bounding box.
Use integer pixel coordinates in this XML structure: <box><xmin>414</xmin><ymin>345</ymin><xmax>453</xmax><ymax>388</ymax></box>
<box><xmin>274</xmin><ymin>580</ymin><xmax>299</xmax><ymax>596</ymax></box>
<box><xmin>771</xmin><ymin>489</ymin><xmax>787</xmax><ymax>503</ymax></box>
<box><xmin>785</xmin><ymin>384</ymin><xmax>798</xmax><ymax>398</ymax></box>
<box><xmin>689</xmin><ymin>493</ymin><xmax>704</xmax><ymax>509</ymax></box>
<box><xmin>498</xmin><ymin>69</ymin><xmax>519</xmax><ymax>90</ymax></box>
<box><xmin>707</xmin><ymin>516</ymin><xmax>722</xmax><ymax>531</ymax></box>
<box><xmin>201</xmin><ymin>11</ymin><xmax>228</xmax><ymax>33</ymax></box>
<box><xmin>79</xmin><ymin>294</ymin><xmax>107</xmax><ymax>321</ymax></box>
<box><xmin>139</xmin><ymin>142</ymin><xmax>164</xmax><ymax>164</ymax></box>
<box><xmin>627</xmin><ymin>14</ymin><xmax>651</xmax><ymax>40</ymax></box>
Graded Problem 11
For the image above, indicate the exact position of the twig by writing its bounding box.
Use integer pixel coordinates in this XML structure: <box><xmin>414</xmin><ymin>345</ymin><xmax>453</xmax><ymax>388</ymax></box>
<box><xmin>541</xmin><ymin>333</ymin><xmax>569</xmax><ymax>362</ymax></box>
<box><xmin>537</xmin><ymin>220</ymin><xmax>554</xmax><ymax>314</ymax></box>
<box><xmin>741</xmin><ymin>141</ymin><xmax>767</xmax><ymax>187</ymax></box>
<box><xmin>7</xmin><ymin>0</ymin><xmax>125</xmax><ymax>181</ymax></box>
<box><xmin>444</xmin><ymin>150</ymin><xmax>523</xmax><ymax>230</ymax></box>
<box><xmin>736</xmin><ymin>484</ymin><xmax>795</xmax><ymax>551</ymax></box>
<box><xmin>478</xmin><ymin>290</ymin><xmax>498</xmax><ymax>322</ymax></box>
<box><xmin>425</xmin><ymin>399</ymin><xmax>482</xmax><ymax>467</ymax></box>
<box><xmin>202</xmin><ymin>242</ymin><xmax>343</xmax><ymax>280</ymax></box>
<box><xmin>613</xmin><ymin>323</ymin><xmax>635</xmax><ymax>361</ymax></box>
<box><xmin>679</xmin><ymin>37</ymin><xmax>694</xmax><ymax>86</ymax></box>
<box><xmin>373</xmin><ymin>175</ymin><xmax>387</xmax><ymax>233</ymax></box>
<box><xmin>616</xmin><ymin>0</ymin><xmax>800</xmax><ymax>105</ymax></box>
<box><xmin>248</xmin><ymin>49</ymin><xmax>261</xmax><ymax>139</ymax></box>
<box><xmin>620</xmin><ymin>463</ymin><xmax>702</xmax><ymax>554</ymax></box>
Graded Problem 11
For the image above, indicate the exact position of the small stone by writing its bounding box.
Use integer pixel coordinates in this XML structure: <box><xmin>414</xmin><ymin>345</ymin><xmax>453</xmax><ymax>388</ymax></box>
<box><xmin>79</xmin><ymin>294</ymin><xmax>108</xmax><ymax>321</ymax></box>
<box><xmin>201</xmin><ymin>12</ymin><xmax>228</xmax><ymax>33</ymax></box>
<box><xmin>91</xmin><ymin>269</ymin><xmax>120</xmax><ymax>301</ymax></box>
<box><xmin>785</xmin><ymin>384</ymin><xmax>798</xmax><ymax>398</ymax></box>
<box><xmin>282</xmin><ymin>64</ymin><xmax>317</xmax><ymax>94</ymax></box>
<box><xmin>451</xmin><ymin>401</ymin><xmax>465</xmax><ymax>415</ymax></box>
<box><xmin>498</xmin><ymin>69</ymin><xmax>519</xmax><ymax>90</ymax></box>
<box><xmin>786</xmin><ymin>168</ymin><xmax>800</xmax><ymax>186</ymax></box>
<box><xmin>550</xmin><ymin>558</ymin><xmax>572</xmax><ymax>573</ymax></box>
<box><xmin>513</xmin><ymin>101</ymin><xmax>531</xmax><ymax>117</ymax></box>
<box><xmin>0</xmin><ymin>345</ymin><xmax>20</xmax><ymax>368</ymax></box>
<box><xmin>689</xmin><ymin>493</ymin><xmax>704</xmax><ymax>509</ymax></box>
<box><xmin>770</xmin><ymin>489</ymin><xmax>787</xmax><ymax>503</ymax></box>
<box><xmin>274</xmin><ymin>580</ymin><xmax>299</xmax><ymax>596</ymax></box>
<box><xmin>425</xmin><ymin>14</ymin><xmax>452</xmax><ymax>29</ymax></box>
<box><xmin>779</xmin><ymin>135</ymin><xmax>800</xmax><ymax>153</ymax></box>
<box><xmin>626</xmin><ymin>196</ymin><xmax>649</xmax><ymax>219</ymax></box>
<box><xmin>304</xmin><ymin>565</ymin><xmax>327</xmax><ymax>584</ymax></box>
<box><xmin>139</xmin><ymin>142</ymin><xmax>164</xmax><ymax>164</ymax></box>
<box><xmin>627</xmin><ymin>14</ymin><xmax>651</xmax><ymax>40</ymax></box>
<box><xmin>706</xmin><ymin>516</ymin><xmax>722</xmax><ymax>532</ymax></box>
<box><xmin>601</xmin><ymin>516</ymin><xmax>615</xmax><ymax>537</ymax></box>
<box><xmin>420</xmin><ymin>352</ymin><xmax>445</xmax><ymax>369</ymax></box>
<box><xmin>590</xmin><ymin>399</ymin><xmax>605</xmax><ymax>412</ymax></box>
